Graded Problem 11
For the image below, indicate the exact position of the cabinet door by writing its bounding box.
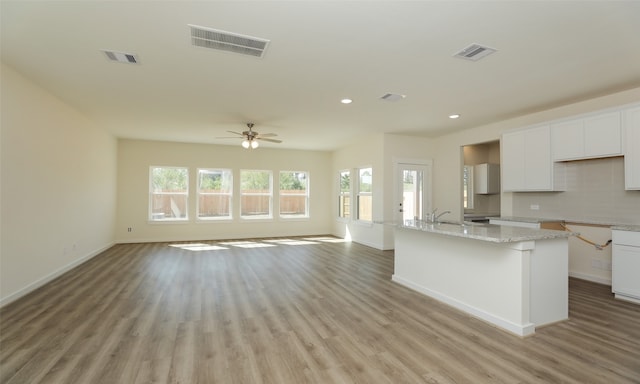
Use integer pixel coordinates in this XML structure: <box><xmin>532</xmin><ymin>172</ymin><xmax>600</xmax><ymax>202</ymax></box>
<box><xmin>552</xmin><ymin>119</ymin><xmax>583</xmax><ymax>161</ymax></box>
<box><xmin>584</xmin><ymin>111</ymin><xmax>622</xmax><ymax>157</ymax></box>
<box><xmin>625</xmin><ymin>106</ymin><xmax>640</xmax><ymax>190</ymax></box>
<box><xmin>612</xmin><ymin>244</ymin><xmax>640</xmax><ymax>299</ymax></box>
<box><xmin>501</xmin><ymin>131</ymin><xmax>525</xmax><ymax>191</ymax></box>
<box><xmin>524</xmin><ymin>126</ymin><xmax>552</xmax><ymax>190</ymax></box>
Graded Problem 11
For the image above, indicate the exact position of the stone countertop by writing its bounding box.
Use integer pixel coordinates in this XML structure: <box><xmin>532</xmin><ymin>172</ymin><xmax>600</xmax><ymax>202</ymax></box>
<box><xmin>398</xmin><ymin>220</ymin><xmax>574</xmax><ymax>243</ymax></box>
<box><xmin>487</xmin><ymin>216</ymin><xmax>563</xmax><ymax>224</ymax></box>
<box><xmin>611</xmin><ymin>225</ymin><xmax>640</xmax><ymax>232</ymax></box>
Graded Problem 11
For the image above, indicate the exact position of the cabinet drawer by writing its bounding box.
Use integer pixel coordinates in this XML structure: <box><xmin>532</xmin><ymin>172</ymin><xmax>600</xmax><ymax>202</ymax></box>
<box><xmin>612</xmin><ymin>230</ymin><xmax>640</xmax><ymax>247</ymax></box>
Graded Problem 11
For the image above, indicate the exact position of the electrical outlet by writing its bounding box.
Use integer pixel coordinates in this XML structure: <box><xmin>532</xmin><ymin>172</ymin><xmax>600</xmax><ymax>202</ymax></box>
<box><xmin>530</xmin><ymin>204</ymin><xmax>540</xmax><ymax>210</ymax></box>
<box><xmin>591</xmin><ymin>259</ymin><xmax>602</xmax><ymax>269</ymax></box>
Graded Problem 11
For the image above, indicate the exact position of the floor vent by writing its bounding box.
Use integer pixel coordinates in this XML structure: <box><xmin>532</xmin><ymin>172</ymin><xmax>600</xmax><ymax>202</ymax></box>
<box><xmin>189</xmin><ymin>24</ymin><xmax>269</xmax><ymax>58</ymax></box>
<box><xmin>453</xmin><ymin>43</ymin><xmax>497</xmax><ymax>61</ymax></box>
<box><xmin>102</xmin><ymin>50</ymin><xmax>138</xmax><ymax>64</ymax></box>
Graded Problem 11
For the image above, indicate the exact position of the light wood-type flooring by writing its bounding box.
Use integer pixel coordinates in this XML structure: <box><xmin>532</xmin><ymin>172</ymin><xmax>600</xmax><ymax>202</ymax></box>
<box><xmin>1</xmin><ymin>237</ymin><xmax>639</xmax><ymax>383</ymax></box>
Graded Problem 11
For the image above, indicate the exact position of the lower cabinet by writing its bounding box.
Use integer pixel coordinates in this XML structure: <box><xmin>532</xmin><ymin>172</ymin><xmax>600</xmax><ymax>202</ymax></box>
<box><xmin>612</xmin><ymin>230</ymin><xmax>640</xmax><ymax>304</ymax></box>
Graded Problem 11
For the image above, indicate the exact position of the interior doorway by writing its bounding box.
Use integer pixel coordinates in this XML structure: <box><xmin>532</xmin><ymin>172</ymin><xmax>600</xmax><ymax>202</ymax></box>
<box><xmin>461</xmin><ymin>141</ymin><xmax>501</xmax><ymax>223</ymax></box>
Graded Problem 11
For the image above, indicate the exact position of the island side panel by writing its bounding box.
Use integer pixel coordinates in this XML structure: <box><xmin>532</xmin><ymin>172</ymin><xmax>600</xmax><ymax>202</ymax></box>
<box><xmin>529</xmin><ymin>237</ymin><xmax>569</xmax><ymax>326</ymax></box>
<box><xmin>393</xmin><ymin>227</ymin><xmax>535</xmax><ymax>336</ymax></box>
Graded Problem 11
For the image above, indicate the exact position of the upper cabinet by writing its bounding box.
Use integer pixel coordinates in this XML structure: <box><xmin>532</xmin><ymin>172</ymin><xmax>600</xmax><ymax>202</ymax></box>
<box><xmin>502</xmin><ymin>125</ymin><xmax>565</xmax><ymax>192</ymax></box>
<box><xmin>551</xmin><ymin>111</ymin><xmax>622</xmax><ymax>161</ymax></box>
<box><xmin>624</xmin><ymin>106</ymin><xmax>640</xmax><ymax>190</ymax></box>
<box><xmin>474</xmin><ymin>163</ymin><xmax>500</xmax><ymax>194</ymax></box>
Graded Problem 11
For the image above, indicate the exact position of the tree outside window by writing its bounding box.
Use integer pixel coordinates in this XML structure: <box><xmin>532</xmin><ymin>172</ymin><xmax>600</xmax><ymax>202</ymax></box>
<box><xmin>240</xmin><ymin>170</ymin><xmax>272</xmax><ymax>218</ymax></box>
<box><xmin>338</xmin><ymin>170</ymin><xmax>350</xmax><ymax>219</ymax></box>
<box><xmin>357</xmin><ymin>168</ymin><xmax>372</xmax><ymax>222</ymax></box>
<box><xmin>149</xmin><ymin>166</ymin><xmax>188</xmax><ymax>221</ymax></box>
<box><xmin>279</xmin><ymin>171</ymin><xmax>309</xmax><ymax>217</ymax></box>
<box><xmin>197</xmin><ymin>169</ymin><xmax>232</xmax><ymax>220</ymax></box>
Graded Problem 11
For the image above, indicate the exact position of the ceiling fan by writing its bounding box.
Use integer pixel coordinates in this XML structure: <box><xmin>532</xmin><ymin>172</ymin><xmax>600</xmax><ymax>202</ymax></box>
<box><xmin>218</xmin><ymin>123</ymin><xmax>282</xmax><ymax>149</ymax></box>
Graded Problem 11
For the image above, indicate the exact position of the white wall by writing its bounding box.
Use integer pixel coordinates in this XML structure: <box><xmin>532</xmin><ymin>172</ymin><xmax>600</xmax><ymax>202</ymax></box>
<box><xmin>1</xmin><ymin>63</ymin><xmax>117</xmax><ymax>306</ymax></box>
<box><xmin>116</xmin><ymin>139</ymin><xmax>332</xmax><ymax>243</ymax></box>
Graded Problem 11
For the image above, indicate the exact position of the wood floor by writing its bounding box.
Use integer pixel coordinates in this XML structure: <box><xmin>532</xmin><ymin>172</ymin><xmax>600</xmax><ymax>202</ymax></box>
<box><xmin>1</xmin><ymin>237</ymin><xmax>639</xmax><ymax>384</ymax></box>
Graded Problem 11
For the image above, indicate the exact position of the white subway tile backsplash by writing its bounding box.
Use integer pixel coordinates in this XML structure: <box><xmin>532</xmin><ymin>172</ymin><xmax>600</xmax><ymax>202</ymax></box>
<box><xmin>512</xmin><ymin>157</ymin><xmax>640</xmax><ymax>224</ymax></box>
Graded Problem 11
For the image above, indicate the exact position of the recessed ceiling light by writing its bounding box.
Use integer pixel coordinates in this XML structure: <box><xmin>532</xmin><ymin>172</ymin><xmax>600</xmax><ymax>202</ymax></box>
<box><xmin>341</xmin><ymin>98</ymin><xmax>353</xmax><ymax>104</ymax></box>
<box><xmin>449</xmin><ymin>114</ymin><xmax>460</xmax><ymax>119</ymax></box>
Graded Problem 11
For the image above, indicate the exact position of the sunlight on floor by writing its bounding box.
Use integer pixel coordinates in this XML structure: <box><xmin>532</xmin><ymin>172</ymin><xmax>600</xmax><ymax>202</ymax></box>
<box><xmin>169</xmin><ymin>236</ymin><xmax>349</xmax><ymax>251</ymax></box>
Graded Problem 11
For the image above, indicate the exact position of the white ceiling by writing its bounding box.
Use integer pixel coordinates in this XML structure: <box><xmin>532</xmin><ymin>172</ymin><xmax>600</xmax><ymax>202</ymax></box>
<box><xmin>2</xmin><ymin>1</ymin><xmax>640</xmax><ymax>151</ymax></box>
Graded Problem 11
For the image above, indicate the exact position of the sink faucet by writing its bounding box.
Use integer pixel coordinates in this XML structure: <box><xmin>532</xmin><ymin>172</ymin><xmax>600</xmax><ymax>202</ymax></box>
<box><xmin>430</xmin><ymin>208</ymin><xmax>451</xmax><ymax>223</ymax></box>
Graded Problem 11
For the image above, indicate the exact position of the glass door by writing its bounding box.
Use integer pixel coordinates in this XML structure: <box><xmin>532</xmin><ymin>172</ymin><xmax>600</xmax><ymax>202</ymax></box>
<box><xmin>396</xmin><ymin>163</ymin><xmax>431</xmax><ymax>223</ymax></box>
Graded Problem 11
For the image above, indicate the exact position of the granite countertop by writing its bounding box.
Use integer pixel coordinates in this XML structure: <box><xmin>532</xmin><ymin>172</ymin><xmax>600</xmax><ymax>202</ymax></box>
<box><xmin>491</xmin><ymin>216</ymin><xmax>640</xmax><ymax>231</ymax></box>
<box><xmin>398</xmin><ymin>220</ymin><xmax>574</xmax><ymax>243</ymax></box>
<box><xmin>487</xmin><ymin>216</ymin><xmax>563</xmax><ymax>224</ymax></box>
<box><xmin>611</xmin><ymin>225</ymin><xmax>640</xmax><ymax>232</ymax></box>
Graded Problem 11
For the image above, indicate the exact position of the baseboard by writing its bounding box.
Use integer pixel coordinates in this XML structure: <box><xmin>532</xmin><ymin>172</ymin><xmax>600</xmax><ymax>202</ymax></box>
<box><xmin>569</xmin><ymin>271</ymin><xmax>612</xmax><ymax>286</ymax></box>
<box><xmin>0</xmin><ymin>242</ymin><xmax>114</xmax><ymax>308</ymax></box>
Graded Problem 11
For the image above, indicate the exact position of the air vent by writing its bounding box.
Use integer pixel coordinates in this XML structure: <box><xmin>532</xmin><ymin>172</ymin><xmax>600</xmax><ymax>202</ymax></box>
<box><xmin>453</xmin><ymin>44</ymin><xmax>497</xmax><ymax>61</ymax></box>
<box><xmin>102</xmin><ymin>50</ymin><xmax>138</xmax><ymax>64</ymax></box>
<box><xmin>380</xmin><ymin>93</ymin><xmax>406</xmax><ymax>102</ymax></box>
<box><xmin>189</xmin><ymin>24</ymin><xmax>269</xmax><ymax>58</ymax></box>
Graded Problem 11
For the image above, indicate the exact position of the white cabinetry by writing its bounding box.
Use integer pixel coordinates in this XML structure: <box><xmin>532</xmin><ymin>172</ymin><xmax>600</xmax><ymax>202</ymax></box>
<box><xmin>502</xmin><ymin>125</ymin><xmax>564</xmax><ymax>192</ymax></box>
<box><xmin>612</xmin><ymin>230</ymin><xmax>640</xmax><ymax>304</ymax></box>
<box><xmin>624</xmin><ymin>106</ymin><xmax>640</xmax><ymax>190</ymax></box>
<box><xmin>474</xmin><ymin>163</ymin><xmax>500</xmax><ymax>194</ymax></box>
<box><xmin>552</xmin><ymin>111</ymin><xmax>622</xmax><ymax>161</ymax></box>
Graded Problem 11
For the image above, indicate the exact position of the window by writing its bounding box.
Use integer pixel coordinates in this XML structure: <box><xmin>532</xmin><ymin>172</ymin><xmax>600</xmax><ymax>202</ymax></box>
<box><xmin>279</xmin><ymin>171</ymin><xmax>309</xmax><ymax>218</ymax></box>
<box><xmin>357</xmin><ymin>167</ymin><xmax>372</xmax><ymax>222</ymax></box>
<box><xmin>197</xmin><ymin>168</ymin><xmax>232</xmax><ymax>220</ymax></box>
<box><xmin>240</xmin><ymin>170</ymin><xmax>272</xmax><ymax>218</ymax></box>
<box><xmin>338</xmin><ymin>170</ymin><xmax>350</xmax><ymax>219</ymax></box>
<box><xmin>149</xmin><ymin>166</ymin><xmax>188</xmax><ymax>221</ymax></box>
<box><xmin>463</xmin><ymin>165</ymin><xmax>474</xmax><ymax>209</ymax></box>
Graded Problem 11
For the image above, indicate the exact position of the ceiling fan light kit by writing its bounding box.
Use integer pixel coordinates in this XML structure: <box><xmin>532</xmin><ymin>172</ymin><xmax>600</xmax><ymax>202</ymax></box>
<box><xmin>217</xmin><ymin>123</ymin><xmax>279</xmax><ymax>149</ymax></box>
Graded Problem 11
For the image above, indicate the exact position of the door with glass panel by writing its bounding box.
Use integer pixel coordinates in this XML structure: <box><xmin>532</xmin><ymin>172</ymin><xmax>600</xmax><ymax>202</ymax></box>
<box><xmin>396</xmin><ymin>163</ymin><xmax>431</xmax><ymax>223</ymax></box>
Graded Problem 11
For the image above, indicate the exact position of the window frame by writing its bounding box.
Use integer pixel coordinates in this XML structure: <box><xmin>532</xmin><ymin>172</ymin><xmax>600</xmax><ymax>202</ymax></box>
<box><xmin>338</xmin><ymin>170</ymin><xmax>351</xmax><ymax>220</ymax></box>
<box><xmin>240</xmin><ymin>169</ymin><xmax>273</xmax><ymax>220</ymax></box>
<box><xmin>149</xmin><ymin>166</ymin><xmax>189</xmax><ymax>222</ymax></box>
<box><xmin>356</xmin><ymin>167</ymin><xmax>373</xmax><ymax>223</ymax></box>
<box><xmin>279</xmin><ymin>170</ymin><xmax>309</xmax><ymax>219</ymax></box>
<box><xmin>463</xmin><ymin>165</ymin><xmax>474</xmax><ymax>209</ymax></box>
<box><xmin>196</xmin><ymin>168</ymin><xmax>233</xmax><ymax>221</ymax></box>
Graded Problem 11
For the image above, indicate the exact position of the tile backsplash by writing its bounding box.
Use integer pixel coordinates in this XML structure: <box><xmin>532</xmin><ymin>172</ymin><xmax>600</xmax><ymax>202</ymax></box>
<box><xmin>512</xmin><ymin>157</ymin><xmax>640</xmax><ymax>225</ymax></box>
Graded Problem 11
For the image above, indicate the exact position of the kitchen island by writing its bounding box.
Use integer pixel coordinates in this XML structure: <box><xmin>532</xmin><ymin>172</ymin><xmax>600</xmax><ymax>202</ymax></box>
<box><xmin>393</xmin><ymin>221</ymin><xmax>573</xmax><ymax>336</ymax></box>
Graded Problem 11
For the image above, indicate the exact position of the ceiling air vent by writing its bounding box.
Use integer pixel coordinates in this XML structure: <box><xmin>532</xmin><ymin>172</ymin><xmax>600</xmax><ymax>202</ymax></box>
<box><xmin>453</xmin><ymin>43</ymin><xmax>497</xmax><ymax>61</ymax></box>
<box><xmin>189</xmin><ymin>24</ymin><xmax>270</xmax><ymax>58</ymax></box>
<box><xmin>380</xmin><ymin>93</ymin><xmax>406</xmax><ymax>102</ymax></box>
<box><xmin>102</xmin><ymin>50</ymin><xmax>139</xmax><ymax>64</ymax></box>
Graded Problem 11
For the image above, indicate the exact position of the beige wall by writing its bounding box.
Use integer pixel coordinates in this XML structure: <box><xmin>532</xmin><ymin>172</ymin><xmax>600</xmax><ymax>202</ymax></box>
<box><xmin>1</xmin><ymin>63</ymin><xmax>117</xmax><ymax>305</ymax></box>
<box><xmin>331</xmin><ymin>133</ymin><xmax>435</xmax><ymax>250</ymax></box>
<box><xmin>116</xmin><ymin>139</ymin><xmax>333</xmax><ymax>243</ymax></box>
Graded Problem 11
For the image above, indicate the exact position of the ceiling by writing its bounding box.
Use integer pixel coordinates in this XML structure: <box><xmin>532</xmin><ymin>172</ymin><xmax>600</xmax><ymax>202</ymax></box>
<box><xmin>2</xmin><ymin>1</ymin><xmax>640</xmax><ymax>151</ymax></box>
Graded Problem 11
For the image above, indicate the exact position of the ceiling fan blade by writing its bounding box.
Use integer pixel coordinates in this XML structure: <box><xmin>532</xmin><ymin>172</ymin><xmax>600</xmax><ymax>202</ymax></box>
<box><xmin>256</xmin><ymin>133</ymin><xmax>277</xmax><ymax>138</ymax></box>
<box><xmin>226</xmin><ymin>130</ymin><xmax>244</xmax><ymax>136</ymax></box>
<box><xmin>259</xmin><ymin>138</ymin><xmax>282</xmax><ymax>143</ymax></box>
<box><xmin>216</xmin><ymin>136</ymin><xmax>242</xmax><ymax>139</ymax></box>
